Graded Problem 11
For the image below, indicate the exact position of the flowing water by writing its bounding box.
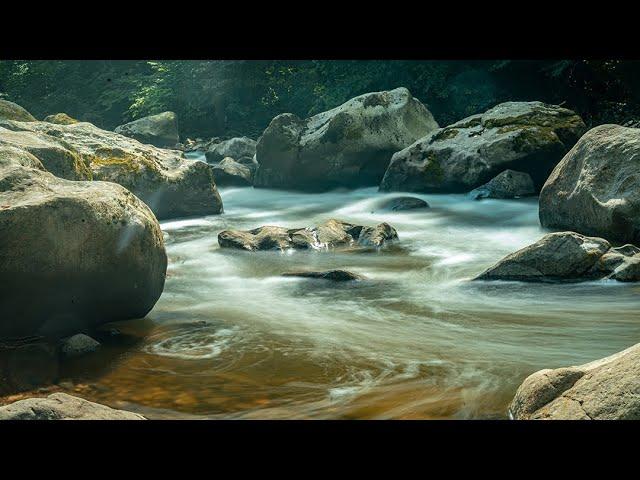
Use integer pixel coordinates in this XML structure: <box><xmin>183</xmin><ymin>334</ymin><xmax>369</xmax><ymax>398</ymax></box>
<box><xmin>56</xmin><ymin>186</ymin><xmax>640</xmax><ymax>419</ymax></box>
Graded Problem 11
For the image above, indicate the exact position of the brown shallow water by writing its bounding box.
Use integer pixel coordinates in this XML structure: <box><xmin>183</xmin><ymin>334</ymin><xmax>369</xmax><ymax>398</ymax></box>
<box><xmin>15</xmin><ymin>186</ymin><xmax>640</xmax><ymax>419</ymax></box>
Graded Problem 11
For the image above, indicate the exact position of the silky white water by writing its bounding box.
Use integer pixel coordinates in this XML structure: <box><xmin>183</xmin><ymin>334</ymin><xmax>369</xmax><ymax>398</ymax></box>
<box><xmin>64</xmin><ymin>187</ymin><xmax>640</xmax><ymax>418</ymax></box>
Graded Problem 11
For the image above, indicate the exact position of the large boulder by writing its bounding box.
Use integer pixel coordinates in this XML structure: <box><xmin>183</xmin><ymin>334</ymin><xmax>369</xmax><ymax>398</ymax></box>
<box><xmin>469</xmin><ymin>169</ymin><xmax>535</xmax><ymax>200</ymax></box>
<box><xmin>218</xmin><ymin>219</ymin><xmax>398</xmax><ymax>252</ymax></box>
<box><xmin>43</xmin><ymin>112</ymin><xmax>79</xmax><ymax>125</ymax></box>
<box><xmin>204</xmin><ymin>136</ymin><xmax>257</xmax><ymax>164</ymax></box>
<box><xmin>0</xmin><ymin>119</ymin><xmax>222</xmax><ymax>219</ymax></box>
<box><xmin>0</xmin><ymin>162</ymin><xmax>167</xmax><ymax>339</ymax></box>
<box><xmin>212</xmin><ymin>157</ymin><xmax>253</xmax><ymax>186</ymax></box>
<box><xmin>474</xmin><ymin>231</ymin><xmax>640</xmax><ymax>282</ymax></box>
<box><xmin>0</xmin><ymin>99</ymin><xmax>36</xmax><ymax>122</ymax></box>
<box><xmin>380</xmin><ymin>101</ymin><xmax>585</xmax><ymax>193</ymax></box>
<box><xmin>114</xmin><ymin>111</ymin><xmax>179</xmax><ymax>148</ymax></box>
<box><xmin>0</xmin><ymin>393</ymin><xmax>146</xmax><ymax>420</ymax></box>
<box><xmin>254</xmin><ymin>87</ymin><xmax>438</xmax><ymax>191</ymax></box>
<box><xmin>539</xmin><ymin>124</ymin><xmax>640</xmax><ymax>245</ymax></box>
<box><xmin>510</xmin><ymin>342</ymin><xmax>640</xmax><ymax>420</ymax></box>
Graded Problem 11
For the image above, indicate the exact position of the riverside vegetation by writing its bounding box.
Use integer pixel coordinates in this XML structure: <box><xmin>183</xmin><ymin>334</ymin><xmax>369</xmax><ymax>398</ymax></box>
<box><xmin>0</xmin><ymin>68</ymin><xmax>639</xmax><ymax>419</ymax></box>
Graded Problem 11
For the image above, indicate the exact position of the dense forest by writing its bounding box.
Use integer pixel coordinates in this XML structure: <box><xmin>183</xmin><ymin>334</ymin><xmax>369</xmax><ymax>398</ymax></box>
<box><xmin>1</xmin><ymin>60</ymin><xmax>639</xmax><ymax>140</ymax></box>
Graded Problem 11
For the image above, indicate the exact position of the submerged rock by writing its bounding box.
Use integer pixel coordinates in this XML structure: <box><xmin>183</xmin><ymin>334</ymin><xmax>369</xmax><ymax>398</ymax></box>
<box><xmin>282</xmin><ymin>270</ymin><xmax>365</xmax><ymax>281</ymax></box>
<box><xmin>539</xmin><ymin>124</ymin><xmax>640</xmax><ymax>245</ymax></box>
<box><xmin>0</xmin><ymin>99</ymin><xmax>36</xmax><ymax>122</ymax></box>
<box><xmin>380</xmin><ymin>101</ymin><xmax>585</xmax><ymax>193</ymax></box>
<box><xmin>469</xmin><ymin>169</ymin><xmax>535</xmax><ymax>200</ymax></box>
<box><xmin>218</xmin><ymin>219</ymin><xmax>398</xmax><ymax>252</ymax></box>
<box><xmin>0</xmin><ymin>119</ymin><xmax>222</xmax><ymax>219</ymax></box>
<box><xmin>474</xmin><ymin>231</ymin><xmax>640</xmax><ymax>282</ymax></box>
<box><xmin>205</xmin><ymin>136</ymin><xmax>257</xmax><ymax>164</ymax></box>
<box><xmin>377</xmin><ymin>196</ymin><xmax>430</xmax><ymax>211</ymax></box>
<box><xmin>115</xmin><ymin>111</ymin><xmax>179</xmax><ymax>148</ymax></box>
<box><xmin>43</xmin><ymin>113</ymin><xmax>79</xmax><ymax>125</ymax></box>
<box><xmin>0</xmin><ymin>161</ymin><xmax>167</xmax><ymax>339</ymax></box>
<box><xmin>0</xmin><ymin>339</ymin><xmax>59</xmax><ymax>395</ymax></box>
<box><xmin>510</xmin><ymin>342</ymin><xmax>640</xmax><ymax>419</ymax></box>
<box><xmin>254</xmin><ymin>87</ymin><xmax>438</xmax><ymax>191</ymax></box>
<box><xmin>212</xmin><ymin>157</ymin><xmax>253</xmax><ymax>186</ymax></box>
<box><xmin>0</xmin><ymin>393</ymin><xmax>146</xmax><ymax>420</ymax></box>
<box><xmin>59</xmin><ymin>334</ymin><xmax>101</xmax><ymax>358</ymax></box>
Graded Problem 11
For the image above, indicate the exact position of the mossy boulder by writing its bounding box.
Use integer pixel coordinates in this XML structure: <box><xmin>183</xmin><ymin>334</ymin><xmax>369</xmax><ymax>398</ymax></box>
<box><xmin>0</xmin><ymin>160</ymin><xmax>167</xmax><ymax>340</ymax></box>
<box><xmin>114</xmin><ymin>111</ymin><xmax>179</xmax><ymax>148</ymax></box>
<box><xmin>43</xmin><ymin>113</ymin><xmax>80</xmax><ymax>125</ymax></box>
<box><xmin>540</xmin><ymin>124</ymin><xmax>640</xmax><ymax>245</ymax></box>
<box><xmin>380</xmin><ymin>101</ymin><xmax>585</xmax><ymax>193</ymax></box>
<box><xmin>254</xmin><ymin>87</ymin><xmax>439</xmax><ymax>191</ymax></box>
<box><xmin>0</xmin><ymin>99</ymin><xmax>36</xmax><ymax>122</ymax></box>
<box><xmin>0</xmin><ymin>119</ymin><xmax>223</xmax><ymax>220</ymax></box>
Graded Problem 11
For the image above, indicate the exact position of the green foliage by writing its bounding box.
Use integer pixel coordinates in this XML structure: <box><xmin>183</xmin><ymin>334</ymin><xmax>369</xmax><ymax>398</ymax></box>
<box><xmin>1</xmin><ymin>60</ymin><xmax>639</xmax><ymax>141</ymax></box>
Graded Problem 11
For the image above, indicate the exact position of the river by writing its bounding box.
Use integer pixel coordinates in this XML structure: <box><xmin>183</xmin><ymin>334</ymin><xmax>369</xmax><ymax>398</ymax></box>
<box><xmin>58</xmin><ymin>185</ymin><xmax>640</xmax><ymax>419</ymax></box>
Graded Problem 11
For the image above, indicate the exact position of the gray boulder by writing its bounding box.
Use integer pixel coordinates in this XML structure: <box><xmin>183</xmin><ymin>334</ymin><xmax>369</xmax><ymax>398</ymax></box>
<box><xmin>60</xmin><ymin>334</ymin><xmax>101</xmax><ymax>358</ymax></box>
<box><xmin>282</xmin><ymin>270</ymin><xmax>365</xmax><ymax>281</ymax></box>
<box><xmin>377</xmin><ymin>196</ymin><xmax>430</xmax><ymax>211</ymax></box>
<box><xmin>469</xmin><ymin>169</ymin><xmax>535</xmax><ymax>200</ymax></box>
<box><xmin>510</xmin><ymin>342</ymin><xmax>640</xmax><ymax>419</ymax></box>
<box><xmin>0</xmin><ymin>99</ymin><xmax>36</xmax><ymax>122</ymax></box>
<box><xmin>212</xmin><ymin>157</ymin><xmax>253</xmax><ymax>186</ymax></box>
<box><xmin>0</xmin><ymin>119</ymin><xmax>222</xmax><ymax>219</ymax></box>
<box><xmin>114</xmin><ymin>111</ymin><xmax>179</xmax><ymax>148</ymax></box>
<box><xmin>0</xmin><ymin>393</ymin><xmax>146</xmax><ymax>420</ymax></box>
<box><xmin>474</xmin><ymin>231</ymin><xmax>640</xmax><ymax>282</ymax></box>
<box><xmin>204</xmin><ymin>136</ymin><xmax>257</xmax><ymax>164</ymax></box>
<box><xmin>254</xmin><ymin>87</ymin><xmax>438</xmax><ymax>191</ymax></box>
<box><xmin>218</xmin><ymin>219</ymin><xmax>398</xmax><ymax>252</ymax></box>
<box><xmin>540</xmin><ymin>124</ymin><xmax>640</xmax><ymax>245</ymax></box>
<box><xmin>0</xmin><ymin>162</ymin><xmax>167</xmax><ymax>340</ymax></box>
<box><xmin>380</xmin><ymin>101</ymin><xmax>585</xmax><ymax>193</ymax></box>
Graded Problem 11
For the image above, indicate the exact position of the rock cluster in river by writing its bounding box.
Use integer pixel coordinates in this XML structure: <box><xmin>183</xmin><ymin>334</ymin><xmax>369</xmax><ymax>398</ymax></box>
<box><xmin>115</xmin><ymin>111</ymin><xmax>180</xmax><ymax>148</ymax></box>
<box><xmin>380</xmin><ymin>101</ymin><xmax>585</xmax><ymax>193</ymax></box>
<box><xmin>0</xmin><ymin>393</ymin><xmax>146</xmax><ymax>420</ymax></box>
<box><xmin>254</xmin><ymin>87</ymin><xmax>438</xmax><ymax>191</ymax></box>
<box><xmin>0</xmin><ymin>115</ymin><xmax>222</xmax><ymax>219</ymax></box>
<box><xmin>475</xmin><ymin>231</ymin><xmax>640</xmax><ymax>282</ymax></box>
<box><xmin>510</xmin><ymin>342</ymin><xmax>640</xmax><ymax>419</ymax></box>
<box><xmin>0</xmin><ymin>155</ymin><xmax>168</xmax><ymax>339</ymax></box>
<box><xmin>540</xmin><ymin>124</ymin><xmax>640</xmax><ymax>245</ymax></box>
<box><xmin>218</xmin><ymin>219</ymin><xmax>398</xmax><ymax>252</ymax></box>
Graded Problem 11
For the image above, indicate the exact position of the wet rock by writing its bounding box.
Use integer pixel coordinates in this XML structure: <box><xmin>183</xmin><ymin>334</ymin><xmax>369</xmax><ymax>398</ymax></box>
<box><xmin>205</xmin><ymin>136</ymin><xmax>257</xmax><ymax>164</ymax></box>
<box><xmin>59</xmin><ymin>334</ymin><xmax>101</xmax><ymax>358</ymax></box>
<box><xmin>218</xmin><ymin>219</ymin><xmax>398</xmax><ymax>252</ymax></box>
<box><xmin>510</xmin><ymin>342</ymin><xmax>640</xmax><ymax>419</ymax></box>
<box><xmin>0</xmin><ymin>393</ymin><xmax>146</xmax><ymax>420</ymax></box>
<box><xmin>539</xmin><ymin>124</ymin><xmax>640</xmax><ymax>245</ymax></box>
<box><xmin>212</xmin><ymin>157</ymin><xmax>253</xmax><ymax>186</ymax></box>
<box><xmin>377</xmin><ymin>196</ymin><xmax>430</xmax><ymax>211</ymax></box>
<box><xmin>282</xmin><ymin>270</ymin><xmax>365</xmax><ymax>281</ymax></box>
<box><xmin>255</xmin><ymin>87</ymin><xmax>438</xmax><ymax>191</ymax></box>
<box><xmin>474</xmin><ymin>231</ymin><xmax>640</xmax><ymax>282</ymax></box>
<box><xmin>114</xmin><ymin>111</ymin><xmax>179</xmax><ymax>148</ymax></box>
<box><xmin>43</xmin><ymin>113</ymin><xmax>79</xmax><ymax>125</ymax></box>
<box><xmin>380</xmin><ymin>101</ymin><xmax>585</xmax><ymax>193</ymax></box>
<box><xmin>469</xmin><ymin>169</ymin><xmax>535</xmax><ymax>200</ymax></box>
<box><xmin>0</xmin><ymin>99</ymin><xmax>36</xmax><ymax>122</ymax></box>
<box><xmin>0</xmin><ymin>161</ymin><xmax>167</xmax><ymax>339</ymax></box>
<box><xmin>0</xmin><ymin>119</ymin><xmax>222</xmax><ymax>219</ymax></box>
